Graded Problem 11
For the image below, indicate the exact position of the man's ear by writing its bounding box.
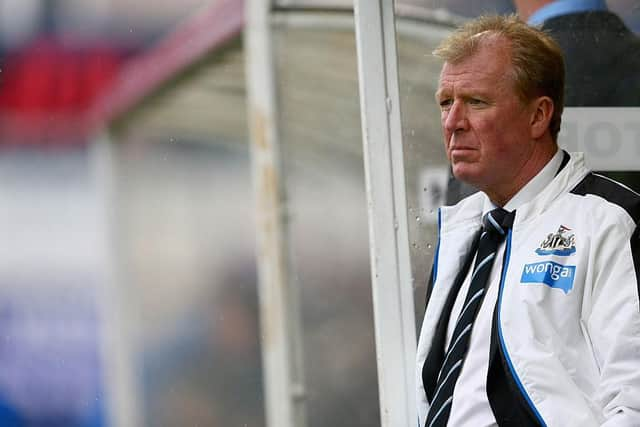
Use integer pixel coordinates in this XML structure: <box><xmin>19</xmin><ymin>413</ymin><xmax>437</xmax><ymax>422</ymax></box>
<box><xmin>530</xmin><ymin>96</ymin><xmax>554</xmax><ymax>139</ymax></box>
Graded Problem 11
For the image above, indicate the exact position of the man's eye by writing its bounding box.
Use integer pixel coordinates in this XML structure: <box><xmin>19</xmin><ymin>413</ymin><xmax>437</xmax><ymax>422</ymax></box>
<box><xmin>469</xmin><ymin>98</ymin><xmax>486</xmax><ymax>105</ymax></box>
<box><xmin>439</xmin><ymin>99</ymin><xmax>452</xmax><ymax>108</ymax></box>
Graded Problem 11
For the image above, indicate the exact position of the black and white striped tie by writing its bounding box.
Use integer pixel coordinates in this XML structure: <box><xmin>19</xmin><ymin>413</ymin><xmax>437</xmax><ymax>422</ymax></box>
<box><xmin>424</xmin><ymin>207</ymin><xmax>514</xmax><ymax>427</ymax></box>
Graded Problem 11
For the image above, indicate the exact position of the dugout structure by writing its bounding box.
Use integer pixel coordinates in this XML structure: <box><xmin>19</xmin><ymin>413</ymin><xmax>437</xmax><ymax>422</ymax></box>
<box><xmin>89</xmin><ymin>0</ymin><xmax>640</xmax><ymax>426</ymax></box>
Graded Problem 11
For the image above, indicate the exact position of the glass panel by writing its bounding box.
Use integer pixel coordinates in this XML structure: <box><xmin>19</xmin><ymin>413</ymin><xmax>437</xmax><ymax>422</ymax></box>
<box><xmin>106</xmin><ymin>42</ymin><xmax>264</xmax><ymax>426</ymax></box>
<box><xmin>112</xmin><ymin>138</ymin><xmax>260</xmax><ymax>427</ymax></box>
<box><xmin>395</xmin><ymin>20</ymin><xmax>454</xmax><ymax>319</ymax></box>
<box><xmin>273</xmin><ymin>13</ymin><xmax>380</xmax><ymax>427</ymax></box>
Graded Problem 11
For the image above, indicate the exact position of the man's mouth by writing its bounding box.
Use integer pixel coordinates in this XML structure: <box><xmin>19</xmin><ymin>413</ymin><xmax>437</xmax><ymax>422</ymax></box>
<box><xmin>450</xmin><ymin>146</ymin><xmax>475</xmax><ymax>154</ymax></box>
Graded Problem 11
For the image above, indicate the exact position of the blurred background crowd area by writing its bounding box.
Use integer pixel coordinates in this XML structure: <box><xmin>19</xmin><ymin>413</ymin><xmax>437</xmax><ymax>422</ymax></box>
<box><xmin>0</xmin><ymin>1</ymin><xmax>637</xmax><ymax>427</ymax></box>
<box><xmin>0</xmin><ymin>0</ymin><xmax>210</xmax><ymax>144</ymax></box>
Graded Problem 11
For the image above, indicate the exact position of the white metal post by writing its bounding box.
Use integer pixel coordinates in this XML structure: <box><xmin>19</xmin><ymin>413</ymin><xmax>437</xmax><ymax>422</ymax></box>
<box><xmin>353</xmin><ymin>1</ymin><xmax>418</xmax><ymax>426</ymax></box>
<box><xmin>90</xmin><ymin>133</ymin><xmax>143</xmax><ymax>427</ymax></box>
<box><xmin>245</xmin><ymin>2</ymin><xmax>307</xmax><ymax>427</ymax></box>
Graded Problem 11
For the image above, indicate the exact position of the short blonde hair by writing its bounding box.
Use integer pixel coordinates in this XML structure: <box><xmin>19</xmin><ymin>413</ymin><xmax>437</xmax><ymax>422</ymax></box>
<box><xmin>434</xmin><ymin>15</ymin><xmax>565</xmax><ymax>141</ymax></box>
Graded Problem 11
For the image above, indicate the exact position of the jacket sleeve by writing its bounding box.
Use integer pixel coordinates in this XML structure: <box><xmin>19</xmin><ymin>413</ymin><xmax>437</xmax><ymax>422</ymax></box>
<box><xmin>588</xmin><ymin>222</ymin><xmax>640</xmax><ymax>426</ymax></box>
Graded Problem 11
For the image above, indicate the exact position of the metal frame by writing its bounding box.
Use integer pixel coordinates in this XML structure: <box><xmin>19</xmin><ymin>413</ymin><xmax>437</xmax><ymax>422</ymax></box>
<box><xmin>89</xmin><ymin>0</ymin><xmax>243</xmax><ymax>128</ymax></box>
<box><xmin>245</xmin><ymin>1</ymin><xmax>308</xmax><ymax>427</ymax></box>
<box><xmin>353</xmin><ymin>1</ymin><xmax>417</xmax><ymax>426</ymax></box>
<box><xmin>90</xmin><ymin>132</ymin><xmax>143</xmax><ymax>427</ymax></box>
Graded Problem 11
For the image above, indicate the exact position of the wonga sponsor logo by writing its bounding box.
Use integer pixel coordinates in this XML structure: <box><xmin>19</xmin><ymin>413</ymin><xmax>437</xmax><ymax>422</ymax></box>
<box><xmin>521</xmin><ymin>261</ymin><xmax>576</xmax><ymax>294</ymax></box>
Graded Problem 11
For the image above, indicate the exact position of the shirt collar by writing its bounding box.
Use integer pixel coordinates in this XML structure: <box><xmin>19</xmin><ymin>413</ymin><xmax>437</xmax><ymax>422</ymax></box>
<box><xmin>482</xmin><ymin>148</ymin><xmax>564</xmax><ymax>214</ymax></box>
<box><xmin>528</xmin><ymin>0</ymin><xmax>608</xmax><ymax>25</ymax></box>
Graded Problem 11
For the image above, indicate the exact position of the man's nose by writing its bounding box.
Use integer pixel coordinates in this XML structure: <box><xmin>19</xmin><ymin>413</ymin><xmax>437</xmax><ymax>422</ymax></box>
<box><xmin>443</xmin><ymin>100</ymin><xmax>468</xmax><ymax>133</ymax></box>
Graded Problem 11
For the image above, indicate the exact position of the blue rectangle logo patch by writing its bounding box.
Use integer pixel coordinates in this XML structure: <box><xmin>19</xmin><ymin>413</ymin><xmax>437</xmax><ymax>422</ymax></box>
<box><xmin>521</xmin><ymin>261</ymin><xmax>575</xmax><ymax>294</ymax></box>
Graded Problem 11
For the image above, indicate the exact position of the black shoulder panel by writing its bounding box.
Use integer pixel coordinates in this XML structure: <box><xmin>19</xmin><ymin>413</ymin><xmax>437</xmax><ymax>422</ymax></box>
<box><xmin>572</xmin><ymin>172</ymin><xmax>640</xmax><ymax>310</ymax></box>
<box><xmin>570</xmin><ymin>173</ymin><xmax>640</xmax><ymax>223</ymax></box>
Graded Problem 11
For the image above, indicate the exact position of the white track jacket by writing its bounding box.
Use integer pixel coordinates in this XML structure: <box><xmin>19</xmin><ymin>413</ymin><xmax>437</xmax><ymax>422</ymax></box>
<box><xmin>417</xmin><ymin>153</ymin><xmax>640</xmax><ymax>427</ymax></box>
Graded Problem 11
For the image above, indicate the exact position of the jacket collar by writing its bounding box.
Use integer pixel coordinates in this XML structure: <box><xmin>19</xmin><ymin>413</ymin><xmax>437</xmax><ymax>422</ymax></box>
<box><xmin>440</xmin><ymin>152</ymin><xmax>590</xmax><ymax>232</ymax></box>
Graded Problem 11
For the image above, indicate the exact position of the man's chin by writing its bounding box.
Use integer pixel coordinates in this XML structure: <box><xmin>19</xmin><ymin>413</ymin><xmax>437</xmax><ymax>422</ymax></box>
<box><xmin>452</xmin><ymin>166</ymin><xmax>475</xmax><ymax>183</ymax></box>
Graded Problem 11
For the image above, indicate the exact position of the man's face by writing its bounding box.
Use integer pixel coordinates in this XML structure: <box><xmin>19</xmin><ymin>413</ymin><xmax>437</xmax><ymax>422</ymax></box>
<box><xmin>436</xmin><ymin>37</ymin><xmax>538</xmax><ymax>197</ymax></box>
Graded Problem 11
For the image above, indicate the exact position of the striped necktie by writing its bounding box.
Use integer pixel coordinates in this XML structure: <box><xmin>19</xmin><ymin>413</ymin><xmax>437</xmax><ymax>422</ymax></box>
<box><xmin>424</xmin><ymin>207</ymin><xmax>514</xmax><ymax>427</ymax></box>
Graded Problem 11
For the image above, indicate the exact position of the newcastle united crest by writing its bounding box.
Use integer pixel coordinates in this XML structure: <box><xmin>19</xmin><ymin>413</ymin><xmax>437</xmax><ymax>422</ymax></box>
<box><xmin>535</xmin><ymin>225</ymin><xmax>576</xmax><ymax>256</ymax></box>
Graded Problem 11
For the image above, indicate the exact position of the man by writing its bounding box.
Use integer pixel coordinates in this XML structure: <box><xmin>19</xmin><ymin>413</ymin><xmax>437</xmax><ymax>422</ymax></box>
<box><xmin>416</xmin><ymin>15</ymin><xmax>640</xmax><ymax>427</ymax></box>
<box><xmin>445</xmin><ymin>0</ymin><xmax>640</xmax><ymax>202</ymax></box>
